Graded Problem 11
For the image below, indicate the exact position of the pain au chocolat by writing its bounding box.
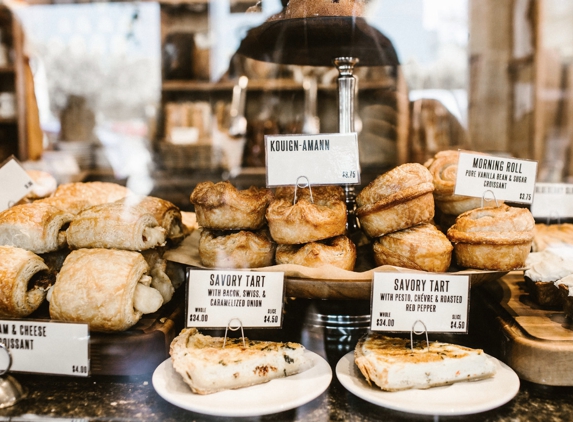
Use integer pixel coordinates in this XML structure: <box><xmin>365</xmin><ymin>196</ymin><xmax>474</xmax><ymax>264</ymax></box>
<box><xmin>447</xmin><ymin>204</ymin><xmax>535</xmax><ymax>271</ymax></box>
<box><xmin>356</xmin><ymin>163</ymin><xmax>435</xmax><ymax>238</ymax></box>
<box><xmin>190</xmin><ymin>181</ymin><xmax>273</xmax><ymax>231</ymax></box>
<box><xmin>0</xmin><ymin>246</ymin><xmax>55</xmax><ymax>318</ymax></box>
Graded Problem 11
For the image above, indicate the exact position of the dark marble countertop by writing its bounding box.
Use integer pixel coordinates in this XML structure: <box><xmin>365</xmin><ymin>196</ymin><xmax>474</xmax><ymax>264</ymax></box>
<box><xmin>1</xmin><ymin>299</ymin><xmax>573</xmax><ymax>422</ymax></box>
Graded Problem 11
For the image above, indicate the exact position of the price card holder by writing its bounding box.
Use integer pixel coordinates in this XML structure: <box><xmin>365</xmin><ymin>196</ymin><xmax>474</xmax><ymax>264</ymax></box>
<box><xmin>370</xmin><ymin>272</ymin><xmax>470</xmax><ymax>333</ymax></box>
<box><xmin>531</xmin><ymin>183</ymin><xmax>573</xmax><ymax>220</ymax></box>
<box><xmin>0</xmin><ymin>156</ymin><xmax>34</xmax><ymax>212</ymax></box>
<box><xmin>0</xmin><ymin>320</ymin><xmax>89</xmax><ymax>377</ymax></box>
<box><xmin>265</xmin><ymin>133</ymin><xmax>360</xmax><ymax>187</ymax></box>
<box><xmin>185</xmin><ymin>269</ymin><xmax>285</xmax><ymax>329</ymax></box>
<box><xmin>454</xmin><ymin>151</ymin><xmax>537</xmax><ymax>204</ymax></box>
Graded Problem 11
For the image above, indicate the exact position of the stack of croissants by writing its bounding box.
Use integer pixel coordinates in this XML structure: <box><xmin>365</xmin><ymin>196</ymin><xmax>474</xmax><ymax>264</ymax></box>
<box><xmin>190</xmin><ymin>149</ymin><xmax>536</xmax><ymax>276</ymax></box>
<box><xmin>0</xmin><ymin>150</ymin><xmax>536</xmax><ymax>332</ymax></box>
<box><xmin>0</xmin><ymin>172</ymin><xmax>189</xmax><ymax>331</ymax></box>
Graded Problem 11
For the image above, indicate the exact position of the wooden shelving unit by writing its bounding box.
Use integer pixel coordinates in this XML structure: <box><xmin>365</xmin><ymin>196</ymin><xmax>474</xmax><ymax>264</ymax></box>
<box><xmin>0</xmin><ymin>5</ymin><xmax>27</xmax><ymax>163</ymax></box>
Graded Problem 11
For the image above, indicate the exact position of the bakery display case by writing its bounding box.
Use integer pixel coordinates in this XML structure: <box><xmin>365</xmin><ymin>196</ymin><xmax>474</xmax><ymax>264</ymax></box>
<box><xmin>3</xmin><ymin>0</ymin><xmax>573</xmax><ymax>420</ymax></box>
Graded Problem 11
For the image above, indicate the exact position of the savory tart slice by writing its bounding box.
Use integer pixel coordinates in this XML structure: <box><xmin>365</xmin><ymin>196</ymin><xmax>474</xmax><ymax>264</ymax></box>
<box><xmin>354</xmin><ymin>333</ymin><xmax>496</xmax><ymax>391</ymax></box>
<box><xmin>170</xmin><ymin>328</ymin><xmax>313</xmax><ymax>395</ymax></box>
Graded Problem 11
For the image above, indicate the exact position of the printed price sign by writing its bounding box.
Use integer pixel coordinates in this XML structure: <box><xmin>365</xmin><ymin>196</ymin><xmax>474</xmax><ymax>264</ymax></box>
<box><xmin>530</xmin><ymin>183</ymin><xmax>573</xmax><ymax>219</ymax></box>
<box><xmin>265</xmin><ymin>133</ymin><xmax>360</xmax><ymax>186</ymax></box>
<box><xmin>0</xmin><ymin>156</ymin><xmax>34</xmax><ymax>212</ymax></box>
<box><xmin>186</xmin><ymin>270</ymin><xmax>285</xmax><ymax>328</ymax></box>
<box><xmin>0</xmin><ymin>320</ymin><xmax>89</xmax><ymax>376</ymax></box>
<box><xmin>454</xmin><ymin>151</ymin><xmax>537</xmax><ymax>204</ymax></box>
<box><xmin>370</xmin><ymin>272</ymin><xmax>470</xmax><ymax>333</ymax></box>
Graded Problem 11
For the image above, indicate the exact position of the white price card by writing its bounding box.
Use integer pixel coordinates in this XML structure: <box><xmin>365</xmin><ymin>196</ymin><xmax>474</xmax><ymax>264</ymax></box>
<box><xmin>265</xmin><ymin>133</ymin><xmax>360</xmax><ymax>187</ymax></box>
<box><xmin>454</xmin><ymin>151</ymin><xmax>537</xmax><ymax>204</ymax></box>
<box><xmin>0</xmin><ymin>157</ymin><xmax>34</xmax><ymax>212</ymax></box>
<box><xmin>530</xmin><ymin>183</ymin><xmax>573</xmax><ymax>219</ymax></box>
<box><xmin>186</xmin><ymin>269</ymin><xmax>285</xmax><ymax>328</ymax></box>
<box><xmin>0</xmin><ymin>320</ymin><xmax>89</xmax><ymax>376</ymax></box>
<box><xmin>370</xmin><ymin>272</ymin><xmax>470</xmax><ymax>333</ymax></box>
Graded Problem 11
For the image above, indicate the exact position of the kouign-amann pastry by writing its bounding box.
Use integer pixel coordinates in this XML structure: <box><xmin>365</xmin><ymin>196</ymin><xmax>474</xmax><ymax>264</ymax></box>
<box><xmin>284</xmin><ymin>0</ymin><xmax>365</xmax><ymax>19</ymax></box>
<box><xmin>49</xmin><ymin>249</ymin><xmax>164</xmax><ymax>332</ymax></box>
<box><xmin>372</xmin><ymin>223</ymin><xmax>453</xmax><ymax>272</ymax></box>
<box><xmin>117</xmin><ymin>196</ymin><xmax>185</xmax><ymax>243</ymax></box>
<box><xmin>66</xmin><ymin>201</ymin><xmax>166</xmax><ymax>251</ymax></box>
<box><xmin>275</xmin><ymin>235</ymin><xmax>356</xmax><ymax>271</ymax></box>
<box><xmin>424</xmin><ymin>150</ymin><xmax>498</xmax><ymax>216</ymax></box>
<box><xmin>43</xmin><ymin>181</ymin><xmax>131</xmax><ymax>214</ymax></box>
<box><xmin>354</xmin><ymin>333</ymin><xmax>496</xmax><ymax>391</ymax></box>
<box><xmin>266</xmin><ymin>190</ymin><xmax>347</xmax><ymax>245</ymax></box>
<box><xmin>0</xmin><ymin>246</ymin><xmax>55</xmax><ymax>317</ymax></box>
<box><xmin>0</xmin><ymin>202</ymin><xmax>74</xmax><ymax>254</ymax></box>
<box><xmin>447</xmin><ymin>204</ymin><xmax>535</xmax><ymax>271</ymax></box>
<box><xmin>198</xmin><ymin>229</ymin><xmax>275</xmax><ymax>269</ymax></box>
<box><xmin>170</xmin><ymin>328</ymin><xmax>312</xmax><ymax>395</ymax></box>
<box><xmin>274</xmin><ymin>185</ymin><xmax>345</xmax><ymax>202</ymax></box>
<box><xmin>190</xmin><ymin>181</ymin><xmax>273</xmax><ymax>230</ymax></box>
<box><xmin>356</xmin><ymin>163</ymin><xmax>435</xmax><ymax>238</ymax></box>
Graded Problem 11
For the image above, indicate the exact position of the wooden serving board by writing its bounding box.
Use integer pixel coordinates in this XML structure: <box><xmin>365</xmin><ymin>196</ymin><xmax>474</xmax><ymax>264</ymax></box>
<box><xmin>472</xmin><ymin>272</ymin><xmax>573</xmax><ymax>386</ymax></box>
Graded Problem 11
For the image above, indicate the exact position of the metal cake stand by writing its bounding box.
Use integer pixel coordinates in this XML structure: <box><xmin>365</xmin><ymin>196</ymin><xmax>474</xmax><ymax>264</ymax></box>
<box><xmin>237</xmin><ymin>16</ymin><xmax>400</xmax><ymax>352</ymax></box>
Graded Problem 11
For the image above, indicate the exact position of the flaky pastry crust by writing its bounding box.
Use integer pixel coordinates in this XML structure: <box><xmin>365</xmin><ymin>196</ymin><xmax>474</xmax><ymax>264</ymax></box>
<box><xmin>275</xmin><ymin>235</ymin><xmax>356</xmax><ymax>271</ymax></box>
<box><xmin>0</xmin><ymin>246</ymin><xmax>53</xmax><ymax>317</ymax></box>
<box><xmin>45</xmin><ymin>181</ymin><xmax>131</xmax><ymax>214</ymax></box>
<box><xmin>356</xmin><ymin>163</ymin><xmax>435</xmax><ymax>237</ymax></box>
<box><xmin>49</xmin><ymin>249</ymin><xmax>156</xmax><ymax>332</ymax></box>
<box><xmin>190</xmin><ymin>181</ymin><xmax>273</xmax><ymax>230</ymax></box>
<box><xmin>266</xmin><ymin>195</ymin><xmax>347</xmax><ymax>245</ymax></box>
<box><xmin>284</xmin><ymin>0</ymin><xmax>365</xmax><ymax>18</ymax></box>
<box><xmin>424</xmin><ymin>150</ymin><xmax>502</xmax><ymax>215</ymax></box>
<box><xmin>0</xmin><ymin>202</ymin><xmax>74</xmax><ymax>253</ymax></box>
<box><xmin>373</xmin><ymin>223</ymin><xmax>453</xmax><ymax>272</ymax></box>
<box><xmin>274</xmin><ymin>185</ymin><xmax>345</xmax><ymax>202</ymax></box>
<box><xmin>66</xmin><ymin>201</ymin><xmax>166</xmax><ymax>251</ymax></box>
<box><xmin>447</xmin><ymin>204</ymin><xmax>535</xmax><ymax>270</ymax></box>
<box><xmin>116</xmin><ymin>196</ymin><xmax>184</xmax><ymax>243</ymax></box>
<box><xmin>198</xmin><ymin>229</ymin><xmax>276</xmax><ymax>269</ymax></box>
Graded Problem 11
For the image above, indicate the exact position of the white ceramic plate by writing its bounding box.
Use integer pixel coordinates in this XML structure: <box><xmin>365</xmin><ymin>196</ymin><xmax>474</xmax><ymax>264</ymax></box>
<box><xmin>152</xmin><ymin>351</ymin><xmax>332</xmax><ymax>417</ymax></box>
<box><xmin>336</xmin><ymin>351</ymin><xmax>520</xmax><ymax>416</ymax></box>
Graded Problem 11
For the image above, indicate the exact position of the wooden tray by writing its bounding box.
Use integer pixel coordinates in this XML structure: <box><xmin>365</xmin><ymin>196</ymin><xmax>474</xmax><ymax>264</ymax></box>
<box><xmin>284</xmin><ymin>269</ymin><xmax>507</xmax><ymax>300</ymax></box>
<box><xmin>22</xmin><ymin>291</ymin><xmax>184</xmax><ymax>377</ymax></box>
<box><xmin>472</xmin><ymin>272</ymin><xmax>573</xmax><ymax>386</ymax></box>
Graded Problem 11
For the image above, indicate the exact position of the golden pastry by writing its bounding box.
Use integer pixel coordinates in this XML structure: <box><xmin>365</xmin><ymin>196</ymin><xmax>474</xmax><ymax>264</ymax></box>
<box><xmin>42</xmin><ymin>181</ymin><xmax>131</xmax><ymax>214</ymax></box>
<box><xmin>116</xmin><ymin>196</ymin><xmax>185</xmax><ymax>243</ymax></box>
<box><xmin>0</xmin><ymin>202</ymin><xmax>74</xmax><ymax>254</ymax></box>
<box><xmin>447</xmin><ymin>204</ymin><xmax>535</xmax><ymax>271</ymax></box>
<box><xmin>266</xmin><ymin>190</ymin><xmax>347</xmax><ymax>245</ymax></box>
<box><xmin>285</xmin><ymin>0</ymin><xmax>365</xmax><ymax>18</ymax></box>
<box><xmin>275</xmin><ymin>235</ymin><xmax>356</xmax><ymax>271</ymax></box>
<box><xmin>356</xmin><ymin>163</ymin><xmax>435</xmax><ymax>238</ymax></box>
<box><xmin>0</xmin><ymin>246</ymin><xmax>54</xmax><ymax>317</ymax></box>
<box><xmin>66</xmin><ymin>201</ymin><xmax>166</xmax><ymax>251</ymax></box>
<box><xmin>49</xmin><ymin>249</ymin><xmax>164</xmax><ymax>332</ymax></box>
<box><xmin>373</xmin><ymin>223</ymin><xmax>453</xmax><ymax>272</ymax></box>
<box><xmin>274</xmin><ymin>185</ymin><xmax>345</xmax><ymax>202</ymax></box>
<box><xmin>424</xmin><ymin>150</ymin><xmax>501</xmax><ymax>216</ymax></box>
<box><xmin>198</xmin><ymin>229</ymin><xmax>276</xmax><ymax>269</ymax></box>
<box><xmin>190</xmin><ymin>181</ymin><xmax>273</xmax><ymax>231</ymax></box>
